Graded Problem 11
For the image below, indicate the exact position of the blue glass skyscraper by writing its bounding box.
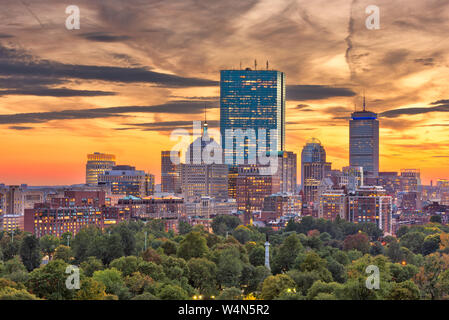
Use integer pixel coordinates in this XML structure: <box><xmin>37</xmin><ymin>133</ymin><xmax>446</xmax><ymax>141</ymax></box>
<box><xmin>349</xmin><ymin>99</ymin><xmax>379</xmax><ymax>177</ymax></box>
<box><xmin>220</xmin><ymin>68</ymin><xmax>285</xmax><ymax>165</ymax></box>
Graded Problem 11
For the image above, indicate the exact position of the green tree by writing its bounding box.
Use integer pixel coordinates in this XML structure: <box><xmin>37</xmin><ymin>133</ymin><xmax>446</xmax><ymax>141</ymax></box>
<box><xmin>248</xmin><ymin>246</ymin><xmax>265</xmax><ymax>267</ymax></box>
<box><xmin>299</xmin><ymin>252</ymin><xmax>332</xmax><ymax>282</ymax></box>
<box><xmin>158</xmin><ymin>284</ymin><xmax>188</xmax><ymax>300</ymax></box>
<box><xmin>387</xmin><ymin>280</ymin><xmax>420</xmax><ymax>300</ymax></box>
<box><xmin>260</xmin><ymin>274</ymin><xmax>296</xmax><ymax>300</ymax></box>
<box><xmin>110</xmin><ymin>256</ymin><xmax>142</xmax><ymax>277</ymax></box>
<box><xmin>187</xmin><ymin>258</ymin><xmax>217</xmax><ymax>296</ymax></box>
<box><xmin>414</xmin><ymin>253</ymin><xmax>449</xmax><ymax>299</ymax></box>
<box><xmin>26</xmin><ymin>259</ymin><xmax>74</xmax><ymax>300</ymax></box>
<box><xmin>400</xmin><ymin>232</ymin><xmax>425</xmax><ymax>254</ymax></box>
<box><xmin>272</xmin><ymin>234</ymin><xmax>303</xmax><ymax>273</ymax></box>
<box><xmin>178</xmin><ymin>221</ymin><xmax>193</xmax><ymax>235</ymax></box>
<box><xmin>0</xmin><ymin>287</ymin><xmax>39</xmax><ymax>300</ymax></box>
<box><xmin>93</xmin><ymin>268</ymin><xmax>129</xmax><ymax>300</ymax></box>
<box><xmin>53</xmin><ymin>245</ymin><xmax>73</xmax><ymax>263</ymax></box>
<box><xmin>217</xmin><ymin>287</ymin><xmax>242</xmax><ymax>300</ymax></box>
<box><xmin>75</xmin><ymin>277</ymin><xmax>106</xmax><ymax>300</ymax></box>
<box><xmin>177</xmin><ymin>231</ymin><xmax>208</xmax><ymax>260</ymax></box>
<box><xmin>211</xmin><ymin>215</ymin><xmax>241</xmax><ymax>236</ymax></box>
<box><xmin>39</xmin><ymin>235</ymin><xmax>60</xmax><ymax>256</ymax></box>
<box><xmin>19</xmin><ymin>235</ymin><xmax>41</xmax><ymax>272</ymax></box>
<box><xmin>422</xmin><ymin>234</ymin><xmax>440</xmax><ymax>256</ymax></box>
<box><xmin>216</xmin><ymin>247</ymin><xmax>243</xmax><ymax>288</ymax></box>
<box><xmin>161</xmin><ymin>239</ymin><xmax>178</xmax><ymax>256</ymax></box>
<box><xmin>307</xmin><ymin>281</ymin><xmax>342</xmax><ymax>300</ymax></box>
<box><xmin>79</xmin><ymin>256</ymin><xmax>104</xmax><ymax>277</ymax></box>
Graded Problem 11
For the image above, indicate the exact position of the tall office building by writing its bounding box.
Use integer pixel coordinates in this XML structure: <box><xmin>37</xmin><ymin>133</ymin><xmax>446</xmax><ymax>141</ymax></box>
<box><xmin>220</xmin><ymin>68</ymin><xmax>285</xmax><ymax>165</ymax></box>
<box><xmin>301</xmin><ymin>138</ymin><xmax>331</xmax><ymax>206</ymax></box>
<box><xmin>349</xmin><ymin>98</ymin><xmax>379</xmax><ymax>177</ymax></box>
<box><xmin>161</xmin><ymin>151</ymin><xmax>181</xmax><ymax>194</ymax></box>
<box><xmin>277</xmin><ymin>151</ymin><xmax>297</xmax><ymax>194</ymax></box>
<box><xmin>86</xmin><ymin>152</ymin><xmax>116</xmax><ymax>185</ymax></box>
<box><xmin>236</xmin><ymin>165</ymin><xmax>280</xmax><ymax>217</ymax></box>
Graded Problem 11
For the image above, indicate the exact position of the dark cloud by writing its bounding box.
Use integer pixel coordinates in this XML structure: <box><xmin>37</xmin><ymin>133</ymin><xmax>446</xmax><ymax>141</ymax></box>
<box><xmin>0</xmin><ymin>87</ymin><xmax>116</xmax><ymax>97</ymax></box>
<box><xmin>380</xmin><ymin>99</ymin><xmax>449</xmax><ymax>118</ymax></box>
<box><xmin>0</xmin><ymin>44</ymin><xmax>217</xmax><ymax>88</ymax></box>
<box><xmin>415</xmin><ymin>58</ymin><xmax>434</xmax><ymax>66</ymax></box>
<box><xmin>0</xmin><ymin>76</ymin><xmax>65</xmax><ymax>88</ymax></box>
<box><xmin>0</xmin><ymin>100</ymin><xmax>218</xmax><ymax>125</ymax></box>
<box><xmin>0</xmin><ymin>34</ymin><xmax>13</xmax><ymax>39</ymax></box>
<box><xmin>382</xmin><ymin>49</ymin><xmax>410</xmax><ymax>66</ymax></box>
<box><xmin>120</xmin><ymin>120</ymin><xmax>220</xmax><ymax>132</ymax></box>
<box><xmin>80</xmin><ymin>32</ymin><xmax>131</xmax><ymax>42</ymax></box>
<box><xmin>286</xmin><ymin>85</ymin><xmax>355</xmax><ymax>101</ymax></box>
<box><xmin>8</xmin><ymin>126</ymin><xmax>33</xmax><ymax>130</ymax></box>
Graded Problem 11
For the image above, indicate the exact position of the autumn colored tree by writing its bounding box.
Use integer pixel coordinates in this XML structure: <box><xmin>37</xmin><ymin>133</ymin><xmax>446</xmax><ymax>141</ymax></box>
<box><xmin>343</xmin><ymin>232</ymin><xmax>370</xmax><ymax>254</ymax></box>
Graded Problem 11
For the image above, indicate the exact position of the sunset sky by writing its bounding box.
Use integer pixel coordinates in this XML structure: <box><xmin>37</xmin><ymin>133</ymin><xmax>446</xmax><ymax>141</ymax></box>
<box><xmin>0</xmin><ymin>0</ymin><xmax>448</xmax><ymax>185</ymax></box>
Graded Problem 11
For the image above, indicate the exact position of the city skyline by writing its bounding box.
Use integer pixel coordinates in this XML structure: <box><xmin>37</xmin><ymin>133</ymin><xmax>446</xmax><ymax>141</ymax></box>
<box><xmin>0</xmin><ymin>0</ymin><xmax>449</xmax><ymax>185</ymax></box>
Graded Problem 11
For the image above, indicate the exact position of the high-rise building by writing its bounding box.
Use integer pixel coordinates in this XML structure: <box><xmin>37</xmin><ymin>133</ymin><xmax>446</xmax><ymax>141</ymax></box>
<box><xmin>161</xmin><ymin>151</ymin><xmax>181</xmax><ymax>194</ymax></box>
<box><xmin>400</xmin><ymin>169</ymin><xmax>421</xmax><ymax>192</ymax></box>
<box><xmin>349</xmin><ymin>98</ymin><xmax>379</xmax><ymax>177</ymax></box>
<box><xmin>348</xmin><ymin>186</ymin><xmax>392</xmax><ymax>234</ymax></box>
<box><xmin>227</xmin><ymin>166</ymin><xmax>238</xmax><ymax>200</ymax></box>
<box><xmin>180</xmin><ymin>164</ymin><xmax>229</xmax><ymax>202</ymax></box>
<box><xmin>220</xmin><ymin>68</ymin><xmax>285</xmax><ymax>165</ymax></box>
<box><xmin>236</xmin><ymin>165</ymin><xmax>280</xmax><ymax>217</ymax></box>
<box><xmin>98</xmin><ymin>165</ymin><xmax>154</xmax><ymax>197</ymax></box>
<box><xmin>319</xmin><ymin>189</ymin><xmax>347</xmax><ymax>221</ymax></box>
<box><xmin>86</xmin><ymin>152</ymin><xmax>116</xmax><ymax>185</ymax></box>
<box><xmin>377</xmin><ymin>172</ymin><xmax>401</xmax><ymax>196</ymax></box>
<box><xmin>277</xmin><ymin>151</ymin><xmax>297</xmax><ymax>194</ymax></box>
<box><xmin>301</xmin><ymin>138</ymin><xmax>331</xmax><ymax>206</ymax></box>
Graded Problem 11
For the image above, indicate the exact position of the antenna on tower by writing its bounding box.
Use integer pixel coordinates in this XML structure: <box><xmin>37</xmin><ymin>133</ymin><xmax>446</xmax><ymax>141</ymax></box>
<box><xmin>266</xmin><ymin>60</ymin><xmax>269</xmax><ymax>70</ymax></box>
<box><xmin>254</xmin><ymin>59</ymin><xmax>257</xmax><ymax>70</ymax></box>
<box><xmin>363</xmin><ymin>90</ymin><xmax>366</xmax><ymax>112</ymax></box>
<box><xmin>239</xmin><ymin>60</ymin><xmax>242</xmax><ymax>70</ymax></box>
<box><xmin>202</xmin><ymin>103</ymin><xmax>208</xmax><ymax>136</ymax></box>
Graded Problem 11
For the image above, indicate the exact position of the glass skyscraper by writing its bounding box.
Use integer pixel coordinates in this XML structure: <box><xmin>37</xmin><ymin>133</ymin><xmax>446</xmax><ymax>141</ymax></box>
<box><xmin>301</xmin><ymin>138</ymin><xmax>331</xmax><ymax>205</ymax></box>
<box><xmin>349</xmin><ymin>106</ymin><xmax>379</xmax><ymax>177</ymax></box>
<box><xmin>220</xmin><ymin>68</ymin><xmax>285</xmax><ymax>165</ymax></box>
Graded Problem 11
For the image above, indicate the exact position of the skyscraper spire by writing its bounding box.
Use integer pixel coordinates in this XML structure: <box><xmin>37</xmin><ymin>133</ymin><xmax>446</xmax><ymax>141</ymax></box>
<box><xmin>203</xmin><ymin>103</ymin><xmax>208</xmax><ymax>135</ymax></box>
<box><xmin>363</xmin><ymin>90</ymin><xmax>366</xmax><ymax>112</ymax></box>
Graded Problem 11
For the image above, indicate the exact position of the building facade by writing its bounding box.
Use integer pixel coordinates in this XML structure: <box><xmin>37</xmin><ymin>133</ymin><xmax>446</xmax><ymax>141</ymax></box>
<box><xmin>348</xmin><ymin>186</ymin><xmax>392</xmax><ymax>234</ymax></box>
<box><xmin>86</xmin><ymin>152</ymin><xmax>116</xmax><ymax>185</ymax></box>
<box><xmin>98</xmin><ymin>165</ymin><xmax>154</xmax><ymax>197</ymax></box>
<box><xmin>349</xmin><ymin>103</ymin><xmax>379</xmax><ymax>177</ymax></box>
<box><xmin>161</xmin><ymin>151</ymin><xmax>181</xmax><ymax>194</ymax></box>
<box><xmin>220</xmin><ymin>68</ymin><xmax>285</xmax><ymax>165</ymax></box>
<box><xmin>301</xmin><ymin>138</ymin><xmax>331</xmax><ymax>206</ymax></box>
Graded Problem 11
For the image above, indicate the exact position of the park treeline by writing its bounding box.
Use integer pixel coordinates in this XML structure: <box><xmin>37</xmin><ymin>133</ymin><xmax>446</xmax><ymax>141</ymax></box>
<box><xmin>1</xmin><ymin>215</ymin><xmax>449</xmax><ymax>300</ymax></box>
